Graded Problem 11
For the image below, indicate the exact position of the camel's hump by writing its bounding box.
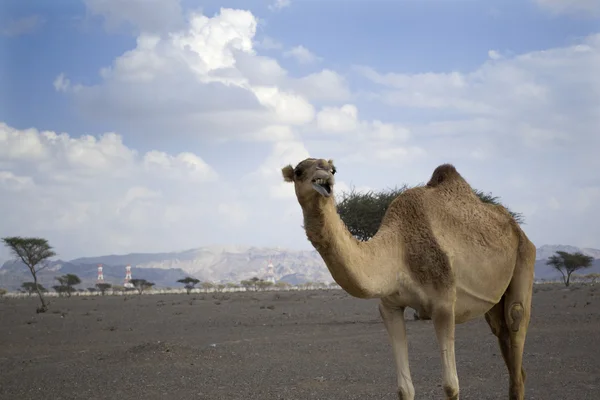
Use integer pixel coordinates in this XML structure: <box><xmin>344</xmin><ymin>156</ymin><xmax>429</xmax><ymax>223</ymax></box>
<box><xmin>426</xmin><ymin>163</ymin><xmax>463</xmax><ymax>187</ymax></box>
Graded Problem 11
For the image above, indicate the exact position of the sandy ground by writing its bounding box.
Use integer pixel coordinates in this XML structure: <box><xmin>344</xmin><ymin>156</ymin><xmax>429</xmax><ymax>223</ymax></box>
<box><xmin>0</xmin><ymin>284</ymin><xmax>599</xmax><ymax>400</ymax></box>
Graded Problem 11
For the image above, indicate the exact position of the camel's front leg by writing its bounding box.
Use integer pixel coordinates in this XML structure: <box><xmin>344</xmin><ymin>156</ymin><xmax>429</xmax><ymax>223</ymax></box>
<box><xmin>378</xmin><ymin>302</ymin><xmax>415</xmax><ymax>400</ymax></box>
<box><xmin>432</xmin><ymin>305</ymin><xmax>459</xmax><ymax>400</ymax></box>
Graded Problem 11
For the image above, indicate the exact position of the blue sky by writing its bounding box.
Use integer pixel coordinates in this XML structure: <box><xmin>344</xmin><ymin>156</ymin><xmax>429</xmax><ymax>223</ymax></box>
<box><xmin>1</xmin><ymin>0</ymin><xmax>599</xmax><ymax>260</ymax></box>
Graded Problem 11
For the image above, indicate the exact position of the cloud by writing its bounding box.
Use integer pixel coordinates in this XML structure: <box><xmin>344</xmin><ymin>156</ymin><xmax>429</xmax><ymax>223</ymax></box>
<box><xmin>2</xmin><ymin>15</ymin><xmax>44</xmax><ymax>37</ymax></box>
<box><xmin>255</xmin><ymin>36</ymin><xmax>283</xmax><ymax>50</ymax></box>
<box><xmin>288</xmin><ymin>69</ymin><xmax>352</xmax><ymax>103</ymax></box>
<box><xmin>533</xmin><ymin>0</ymin><xmax>600</xmax><ymax>16</ymax></box>
<box><xmin>487</xmin><ymin>50</ymin><xmax>502</xmax><ymax>60</ymax></box>
<box><xmin>84</xmin><ymin>0</ymin><xmax>184</xmax><ymax>33</ymax></box>
<box><xmin>53</xmin><ymin>74</ymin><xmax>71</xmax><ymax>92</ymax></box>
<box><xmin>283</xmin><ymin>45</ymin><xmax>322</xmax><ymax>64</ymax></box>
<box><xmin>356</xmin><ymin>33</ymin><xmax>600</xmax><ymax>152</ymax></box>
<box><xmin>0</xmin><ymin>122</ymin><xmax>228</xmax><ymax>258</ymax></box>
<box><xmin>58</xmin><ymin>7</ymin><xmax>343</xmax><ymax>141</ymax></box>
<box><xmin>314</xmin><ymin>104</ymin><xmax>411</xmax><ymax>142</ymax></box>
<box><xmin>269</xmin><ymin>0</ymin><xmax>292</xmax><ymax>12</ymax></box>
<box><xmin>353</xmin><ymin>33</ymin><xmax>600</xmax><ymax>248</ymax></box>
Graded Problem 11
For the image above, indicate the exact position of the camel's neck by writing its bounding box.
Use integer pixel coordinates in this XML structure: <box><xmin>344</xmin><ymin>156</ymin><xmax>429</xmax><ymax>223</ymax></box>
<box><xmin>301</xmin><ymin>197</ymin><xmax>399</xmax><ymax>298</ymax></box>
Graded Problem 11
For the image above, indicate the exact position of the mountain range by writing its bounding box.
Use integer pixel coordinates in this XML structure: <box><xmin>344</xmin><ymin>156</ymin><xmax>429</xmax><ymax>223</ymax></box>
<box><xmin>1</xmin><ymin>244</ymin><xmax>599</xmax><ymax>292</ymax></box>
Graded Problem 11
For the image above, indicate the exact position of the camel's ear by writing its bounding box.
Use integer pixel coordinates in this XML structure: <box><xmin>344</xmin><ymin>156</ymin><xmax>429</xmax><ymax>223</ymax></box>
<box><xmin>328</xmin><ymin>159</ymin><xmax>336</xmax><ymax>174</ymax></box>
<box><xmin>282</xmin><ymin>165</ymin><xmax>295</xmax><ymax>182</ymax></box>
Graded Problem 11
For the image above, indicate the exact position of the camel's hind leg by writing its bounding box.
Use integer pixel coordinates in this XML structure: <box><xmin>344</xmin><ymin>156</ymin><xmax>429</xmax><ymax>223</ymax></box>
<box><xmin>487</xmin><ymin>242</ymin><xmax>535</xmax><ymax>400</ymax></box>
<box><xmin>484</xmin><ymin>298</ymin><xmax>526</xmax><ymax>386</ymax></box>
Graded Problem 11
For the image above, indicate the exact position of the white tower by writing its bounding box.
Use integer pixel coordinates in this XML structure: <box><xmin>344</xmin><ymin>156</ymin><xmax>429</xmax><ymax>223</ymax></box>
<box><xmin>265</xmin><ymin>259</ymin><xmax>276</xmax><ymax>284</ymax></box>
<box><xmin>97</xmin><ymin>264</ymin><xmax>104</xmax><ymax>282</ymax></box>
<box><xmin>124</xmin><ymin>265</ymin><xmax>133</xmax><ymax>288</ymax></box>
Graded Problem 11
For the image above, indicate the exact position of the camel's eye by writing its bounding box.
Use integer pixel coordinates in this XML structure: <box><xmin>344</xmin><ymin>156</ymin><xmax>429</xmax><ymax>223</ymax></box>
<box><xmin>331</xmin><ymin>167</ymin><xmax>336</xmax><ymax>175</ymax></box>
<box><xmin>294</xmin><ymin>168</ymin><xmax>302</xmax><ymax>177</ymax></box>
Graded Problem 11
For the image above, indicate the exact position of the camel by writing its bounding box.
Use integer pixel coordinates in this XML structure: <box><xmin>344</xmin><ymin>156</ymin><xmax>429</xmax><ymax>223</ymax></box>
<box><xmin>281</xmin><ymin>158</ymin><xmax>535</xmax><ymax>400</ymax></box>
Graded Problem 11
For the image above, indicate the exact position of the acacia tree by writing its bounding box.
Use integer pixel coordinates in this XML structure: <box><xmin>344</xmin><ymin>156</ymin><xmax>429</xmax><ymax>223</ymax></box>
<box><xmin>256</xmin><ymin>280</ymin><xmax>273</xmax><ymax>291</ymax></box>
<box><xmin>546</xmin><ymin>251</ymin><xmax>594</xmax><ymax>287</ymax></box>
<box><xmin>95</xmin><ymin>283</ymin><xmax>112</xmax><ymax>295</ymax></box>
<box><xmin>21</xmin><ymin>282</ymin><xmax>47</xmax><ymax>296</ymax></box>
<box><xmin>2</xmin><ymin>236</ymin><xmax>56</xmax><ymax>312</ymax></box>
<box><xmin>130</xmin><ymin>278</ymin><xmax>155</xmax><ymax>294</ymax></box>
<box><xmin>111</xmin><ymin>284</ymin><xmax>126</xmax><ymax>295</ymax></box>
<box><xmin>177</xmin><ymin>277</ymin><xmax>200</xmax><ymax>294</ymax></box>
<box><xmin>55</xmin><ymin>274</ymin><xmax>81</xmax><ymax>297</ymax></box>
<box><xmin>336</xmin><ymin>185</ymin><xmax>524</xmax><ymax>241</ymax></box>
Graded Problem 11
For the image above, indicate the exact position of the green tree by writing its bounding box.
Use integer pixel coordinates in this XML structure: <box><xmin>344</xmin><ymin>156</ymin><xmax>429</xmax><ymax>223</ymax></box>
<box><xmin>240</xmin><ymin>277</ymin><xmax>264</xmax><ymax>291</ymax></box>
<box><xmin>256</xmin><ymin>280</ymin><xmax>273</xmax><ymax>291</ymax></box>
<box><xmin>0</xmin><ymin>288</ymin><xmax>7</xmax><ymax>297</ymax></box>
<box><xmin>274</xmin><ymin>281</ymin><xmax>291</xmax><ymax>290</ymax></box>
<box><xmin>52</xmin><ymin>285</ymin><xmax>67</xmax><ymax>296</ymax></box>
<box><xmin>111</xmin><ymin>284</ymin><xmax>126</xmax><ymax>295</ymax></box>
<box><xmin>336</xmin><ymin>186</ymin><xmax>524</xmax><ymax>242</ymax></box>
<box><xmin>55</xmin><ymin>274</ymin><xmax>81</xmax><ymax>297</ymax></box>
<box><xmin>177</xmin><ymin>277</ymin><xmax>200</xmax><ymax>294</ymax></box>
<box><xmin>21</xmin><ymin>282</ymin><xmax>47</xmax><ymax>296</ymax></box>
<box><xmin>130</xmin><ymin>279</ymin><xmax>155</xmax><ymax>294</ymax></box>
<box><xmin>546</xmin><ymin>251</ymin><xmax>594</xmax><ymax>287</ymax></box>
<box><xmin>2</xmin><ymin>236</ymin><xmax>56</xmax><ymax>312</ymax></box>
<box><xmin>95</xmin><ymin>283</ymin><xmax>112</xmax><ymax>295</ymax></box>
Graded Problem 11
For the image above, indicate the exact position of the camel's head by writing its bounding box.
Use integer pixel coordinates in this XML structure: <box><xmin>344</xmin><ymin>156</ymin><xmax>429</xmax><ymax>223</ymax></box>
<box><xmin>281</xmin><ymin>158</ymin><xmax>337</xmax><ymax>201</ymax></box>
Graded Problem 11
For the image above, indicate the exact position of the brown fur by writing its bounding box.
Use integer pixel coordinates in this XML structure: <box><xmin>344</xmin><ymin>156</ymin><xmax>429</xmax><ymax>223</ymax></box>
<box><xmin>282</xmin><ymin>165</ymin><xmax>294</xmax><ymax>182</ymax></box>
<box><xmin>382</xmin><ymin>188</ymin><xmax>453</xmax><ymax>288</ymax></box>
<box><xmin>426</xmin><ymin>163</ymin><xmax>463</xmax><ymax>187</ymax></box>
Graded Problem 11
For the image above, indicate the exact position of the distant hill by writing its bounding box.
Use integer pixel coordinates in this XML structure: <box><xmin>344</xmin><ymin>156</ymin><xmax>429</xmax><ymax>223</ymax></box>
<box><xmin>0</xmin><ymin>245</ymin><xmax>333</xmax><ymax>291</ymax></box>
<box><xmin>0</xmin><ymin>259</ymin><xmax>188</xmax><ymax>292</ymax></box>
<box><xmin>1</xmin><ymin>244</ymin><xmax>598</xmax><ymax>291</ymax></box>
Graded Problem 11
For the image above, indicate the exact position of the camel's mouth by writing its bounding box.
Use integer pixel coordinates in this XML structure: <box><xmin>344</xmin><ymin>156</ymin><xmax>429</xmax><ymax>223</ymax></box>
<box><xmin>312</xmin><ymin>178</ymin><xmax>333</xmax><ymax>197</ymax></box>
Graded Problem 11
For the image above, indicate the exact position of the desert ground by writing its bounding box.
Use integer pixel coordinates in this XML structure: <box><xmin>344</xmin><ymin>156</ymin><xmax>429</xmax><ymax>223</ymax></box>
<box><xmin>0</xmin><ymin>284</ymin><xmax>599</xmax><ymax>400</ymax></box>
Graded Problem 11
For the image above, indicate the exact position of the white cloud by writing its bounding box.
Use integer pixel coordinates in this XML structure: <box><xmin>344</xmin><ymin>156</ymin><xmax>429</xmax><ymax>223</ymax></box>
<box><xmin>292</xmin><ymin>69</ymin><xmax>352</xmax><ymax>102</ymax></box>
<box><xmin>316</xmin><ymin>104</ymin><xmax>359</xmax><ymax>133</ymax></box>
<box><xmin>533</xmin><ymin>0</ymin><xmax>600</xmax><ymax>16</ymax></box>
<box><xmin>269</xmin><ymin>0</ymin><xmax>292</xmax><ymax>12</ymax></box>
<box><xmin>354</xmin><ymin>33</ymin><xmax>600</xmax><ymax>249</ymax></box>
<box><xmin>53</xmin><ymin>73</ymin><xmax>71</xmax><ymax>92</ymax></box>
<box><xmin>315</xmin><ymin>104</ymin><xmax>411</xmax><ymax>142</ymax></box>
<box><xmin>0</xmin><ymin>122</ymin><xmax>228</xmax><ymax>257</ymax></box>
<box><xmin>255</xmin><ymin>36</ymin><xmax>283</xmax><ymax>50</ymax></box>
<box><xmin>0</xmin><ymin>171</ymin><xmax>34</xmax><ymax>192</ymax></box>
<box><xmin>357</xmin><ymin>33</ymin><xmax>600</xmax><ymax>153</ymax></box>
<box><xmin>283</xmin><ymin>45</ymin><xmax>322</xmax><ymax>64</ymax></box>
<box><xmin>57</xmin><ymin>7</ymin><xmax>335</xmax><ymax>141</ymax></box>
<box><xmin>488</xmin><ymin>50</ymin><xmax>502</xmax><ymax>60</ymax></box>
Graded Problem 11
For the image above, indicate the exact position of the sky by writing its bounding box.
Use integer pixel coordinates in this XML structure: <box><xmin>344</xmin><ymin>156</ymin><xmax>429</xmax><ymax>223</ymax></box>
<box><xmin>0</xmin><ymin>0</ymin><xmax>599</xmax><ymax>261</ymax></box>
